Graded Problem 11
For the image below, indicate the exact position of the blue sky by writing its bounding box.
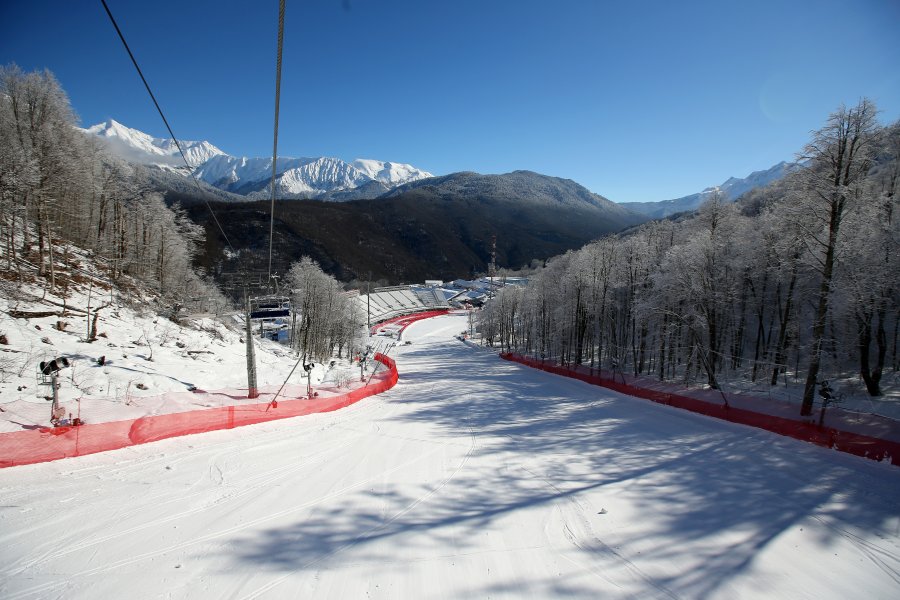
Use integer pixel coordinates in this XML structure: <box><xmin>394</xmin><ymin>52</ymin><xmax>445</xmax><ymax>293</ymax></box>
<box><xmin>2</xmin><ymin>0</ymin><xmax>899</xmax><ymax>202</ymax></box>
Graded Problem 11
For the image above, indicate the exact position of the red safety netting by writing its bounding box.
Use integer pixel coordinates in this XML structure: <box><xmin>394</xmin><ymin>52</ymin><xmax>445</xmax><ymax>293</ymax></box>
<box><xmin>0</xmin><ymin>353</ymin><xmax>398</xmax><ymax>469</ymax></box>
<box><xmin>501</xmin><ymin>353</ymin><xmax>900</xmax><ymax>466</ymax></box>
<box><xmin>371</xmin><ymin>309</ymin><xmax>450</xmax><ymax>335</ymax></box>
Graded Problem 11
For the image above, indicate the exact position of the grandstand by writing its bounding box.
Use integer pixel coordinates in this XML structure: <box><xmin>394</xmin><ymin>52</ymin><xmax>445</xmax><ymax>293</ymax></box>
<box><xmin>410</xmin><ymin>286</ymin><xmax>448</xmax><ymax>308</ymax></box>
<box><xmin>356</xmin><ymin>285</ymin><xmax>450</xmax><ymax>325</ymax></box>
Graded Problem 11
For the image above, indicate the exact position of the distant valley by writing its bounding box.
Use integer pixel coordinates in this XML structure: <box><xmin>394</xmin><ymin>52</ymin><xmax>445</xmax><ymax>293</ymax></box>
<box><xmin>184</xmin><ymin>170</ymin><xmax>646</xmax><ymax>285</ymax></box>
<box><xmin>85</xmin><ymin>119</ymin><xmax>794</xmax><ymax>284</ymax></box>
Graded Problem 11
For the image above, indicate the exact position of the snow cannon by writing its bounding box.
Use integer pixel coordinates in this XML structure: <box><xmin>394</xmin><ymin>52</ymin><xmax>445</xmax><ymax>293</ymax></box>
<box><xmin>37</xmin><ymin>356</ymin><xmax>81</xmax><ymax>427</ymax></box>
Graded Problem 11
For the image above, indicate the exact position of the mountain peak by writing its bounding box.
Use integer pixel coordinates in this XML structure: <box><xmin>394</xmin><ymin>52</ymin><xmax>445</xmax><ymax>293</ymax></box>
<box><xmin>351</xmin><ymin>159</ymin><xmax>433</xmax><ymax>187</ymax></box>
<box><xmin>85</xmin><ymin>118</ymin><xmax>123</xmax><ymax>133</ymax></box>
<box><xmin>81</xmin><ymin>120</ymin><xmax>428</xmax><ymax>201</ymax></box>
<box><xmin>82</xmin><ymin>119</ymin><xmax>226</xmax><ymax>169</ymax></box>
<box><xmin>381</xmin><ymin>169</ymin><xmax>633</xmax><ymax>217</ymax></box>
<box><xmin>86</xmin><ymin>118</ymin><xmax>153</xmax><ymax>145</ymax></box>
<box><xmin>618</xmin><ymin>161</ymin><xmax>800</xmax><ymax>219</ymax></box>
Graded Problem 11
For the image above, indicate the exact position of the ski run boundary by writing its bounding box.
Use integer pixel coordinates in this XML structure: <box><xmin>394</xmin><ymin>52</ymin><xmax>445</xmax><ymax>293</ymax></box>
<box><xmin>501</xmin><ymin>352</ymin><xmax>900</xmax><ymax>467</ymax></box>
<box><xmin>0</xmin><ymin>353</ymin><xmax>398</xmax><ymax>468</ymax></box>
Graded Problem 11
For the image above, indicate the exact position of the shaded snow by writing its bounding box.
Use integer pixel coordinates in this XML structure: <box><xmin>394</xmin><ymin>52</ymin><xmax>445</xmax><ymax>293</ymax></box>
<box><xmin>1</xmin><ymin>315</ymin><xmax>898</xmax><ymax>599</ymax></box>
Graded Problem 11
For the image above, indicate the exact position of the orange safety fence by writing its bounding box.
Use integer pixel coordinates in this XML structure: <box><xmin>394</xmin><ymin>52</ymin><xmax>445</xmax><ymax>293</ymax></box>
<box><xmin>0</xmin><ymin>353</ymin><xmax>398</xmax><ymax>469</ymax></box>
<box><xmin>371</xmin><ymin>309</ymin><xmax>450</xmax><ymax>335</ymax></box>
<box><xmin>501</xmin><ymin>353</ymin><xmax>900</xmax><ymax>467</ymax></box>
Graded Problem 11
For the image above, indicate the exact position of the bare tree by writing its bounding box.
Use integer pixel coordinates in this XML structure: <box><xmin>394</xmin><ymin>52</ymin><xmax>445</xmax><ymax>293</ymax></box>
<box><xmin>835</xmin><ymin>121</ymin><xmax>900</xmax><ymax>395</ymax></box>
<box><xmin>1</xmin><ymin>64</ymin><xmax>227</xmax><ymax>316</ymax></box>
<box><xmin>287</xmin><ymin>257</ymin><xmax>364</xmax><ymax>362</ymax></box>
<box><xmin>485</xmin><ymin>100</ymin><xmax>896</xmax><ymax>410</ymax></box>
<box><xmin>798</xmin><ymin>99</ymin><xmax>878</xmax><ymax>415</ymax></box>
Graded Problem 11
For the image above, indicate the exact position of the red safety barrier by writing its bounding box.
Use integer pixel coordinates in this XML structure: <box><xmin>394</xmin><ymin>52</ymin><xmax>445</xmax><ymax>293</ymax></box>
<box><xmin>0</xmin><ymin>353</ymin><xmax>398</xmax><ymax>469</ymax></box>
<box><xmin>501</xmin><ymin>353</ymin><xmax>900</xmax><ymax>467</ymax></box>
<box><xmin>371</xmin><ymin>309</ymin><xmax>450</xmax><ymax>335</ymax></box>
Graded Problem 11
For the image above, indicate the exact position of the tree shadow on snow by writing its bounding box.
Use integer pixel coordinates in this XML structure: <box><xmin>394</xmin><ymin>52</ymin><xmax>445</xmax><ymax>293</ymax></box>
<box><xmin>223</xmin><ymin>338</ymin><xmax>900</xmax><ymax>598</ymax></box>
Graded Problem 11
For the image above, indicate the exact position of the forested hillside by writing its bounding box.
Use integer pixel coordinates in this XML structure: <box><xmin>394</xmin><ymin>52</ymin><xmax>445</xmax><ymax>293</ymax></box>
<box><xmin>0</xmin><ymin>65</ymin><xmax>222</xmax><ymax>311</ymax></box>
<box><xmin>4</xmin><ymin>64</ymin><xmax>897</xmax><ymax>417</ymax></box>
<box><xmin>186</xmin><ymin>172</ymin><xmax>644</xmax><ymax>286</ymax></box>
<box><xmin>479</xmin><ymin>100</ymin><xmax>899</xmax><ymax>413</ymax></box>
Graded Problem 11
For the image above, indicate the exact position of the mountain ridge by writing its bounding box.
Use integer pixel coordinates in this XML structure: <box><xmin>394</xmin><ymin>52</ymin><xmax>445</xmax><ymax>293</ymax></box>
<box><xmin>619</xmin><ymin>161</ymin><xmax>799</xmax><ymax>219</ymax></box>
<box><xmin>82</xmin><ymin>119</ymin><xmax>226</xmax><ymax>172</ymax></box>
<box><xmin>189</xmin><ymin>170</ymin><xmax>647</xmax><ymax>286</ymax></box>
<box><xmin>382</xmin><ymin>169</ymin><xmax>637</xmax><ymax>216</ymax></box>
<box><xmin>82</xmin><ymin>119</ymin><xmax>433</xmax><ymax>200</ymax></box>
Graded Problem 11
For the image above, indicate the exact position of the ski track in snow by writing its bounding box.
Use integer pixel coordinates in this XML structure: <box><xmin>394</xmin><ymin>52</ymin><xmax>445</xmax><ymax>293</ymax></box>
<box><xmin>1</xmin><ymin>314</ymin><xmax>899</xmax><ymax>599</ymax></box>
<box><xmin>518</xmin><ymin>462</ymin><xmax>679</xmax><ymax>599</ymax></box>
<box><xmin>238</xmin><ymin>412</ymin><xmax>479</xmax><ymax>599</ymax></box>
<box><xmin>3</xmin><ymin>440</ymin><xmax>447</xmax><ymax>599</ymax></box>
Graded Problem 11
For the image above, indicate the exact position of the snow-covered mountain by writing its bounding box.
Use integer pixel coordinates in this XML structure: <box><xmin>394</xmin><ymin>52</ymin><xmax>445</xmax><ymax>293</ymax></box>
<box><xmin>83</xmin><ymin>119</ymin><xmax>225</xmax><ymax>171</ymax></box>
<box><xmin>619</xmin><ymin>161</ymin><xmax>800</xmax><ymax>219</ymax></box>
<box><xmin>193</xmin><ymin>155</ymin><xmax>432</xmax><ymax>199</ymax></box>
<box><xmin>82</xmin><ymin>119</ymin><xmax>432</xmax><ymax>200</ymax></box>
<box><xmin>351</xmin><ymin>159</ymin><xmax>431</xmax><ymax>188</ymax></box>
<box><xmin>716</xmin><ymin>161</ymin><xmax>798</xmax><ymax>200</ymax></box>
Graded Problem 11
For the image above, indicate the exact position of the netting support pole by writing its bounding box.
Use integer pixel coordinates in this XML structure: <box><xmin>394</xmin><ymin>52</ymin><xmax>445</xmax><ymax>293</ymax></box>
<box><xmin>245</xmin><ymin>290</ymin><xmax>259</xmax><ymax>399</ymax></box>
<box><xmin>50</xmin><ymin>371</ymin><xmax>60</xmax><ymax>425</ymax></box>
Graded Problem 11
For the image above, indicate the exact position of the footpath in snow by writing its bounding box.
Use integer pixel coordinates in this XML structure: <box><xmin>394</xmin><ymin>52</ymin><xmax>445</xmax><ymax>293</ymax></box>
<box><xmin>1</xmin><ymin>313</ymin><xmax>899</xmax><ymax>599</ymax></box>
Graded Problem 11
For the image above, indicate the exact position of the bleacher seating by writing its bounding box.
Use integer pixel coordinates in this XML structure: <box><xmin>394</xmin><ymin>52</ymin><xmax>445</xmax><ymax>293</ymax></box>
<box><xmin>355</xmin><ymin>285</ymin><xmax>450</xmax><ymax>326</ymax></box>
<box><xmin>411</xmin><ymin>287</ymin><xmax>445</xmax><ymax>308</ymax></box>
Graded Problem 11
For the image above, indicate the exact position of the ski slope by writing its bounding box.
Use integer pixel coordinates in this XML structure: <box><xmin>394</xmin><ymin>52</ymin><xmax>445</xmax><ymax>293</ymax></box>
<box><xmin>1</xmin><ymin>314</ymin><xmax>899</xmax><ymax>599</ymax></box>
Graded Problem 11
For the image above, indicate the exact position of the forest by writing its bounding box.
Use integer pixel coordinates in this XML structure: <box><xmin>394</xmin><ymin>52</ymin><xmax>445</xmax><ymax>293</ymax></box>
<box><xmin>3</xmin><ymin>64</ymin><xmax>897</xmax><ymax>413</ymax></box>
<box><xmin>0</xmin><ymin>65</ymin><xmax>357</xmax><ymax>363</ymax></box>
<box><xmin>478</xmin><ymin>99</ymin><xmax>899</xmax><ymax>415</ymax></box>
<box><xmin>0</xmin><ymin>65</ymin><xmax>220</xmax><ymax>309</ymax></box>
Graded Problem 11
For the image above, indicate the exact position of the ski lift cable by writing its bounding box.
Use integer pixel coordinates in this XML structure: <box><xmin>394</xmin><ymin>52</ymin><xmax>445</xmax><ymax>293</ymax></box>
<box><xmin>99</xmin><ymin>0</ymin><xmax>236</xmax><ymax>255</ymax></box>
<box><xmin>267</xmin><ymin>0</ymin><xmax>287</xmax><ymax>283</ymax></box>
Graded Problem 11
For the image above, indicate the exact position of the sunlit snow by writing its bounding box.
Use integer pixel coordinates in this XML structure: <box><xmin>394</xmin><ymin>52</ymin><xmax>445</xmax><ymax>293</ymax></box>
<box><xmin>1</xmin><ymin>315</ymin><xmax>898</xmax><ymax>599</ymax></box>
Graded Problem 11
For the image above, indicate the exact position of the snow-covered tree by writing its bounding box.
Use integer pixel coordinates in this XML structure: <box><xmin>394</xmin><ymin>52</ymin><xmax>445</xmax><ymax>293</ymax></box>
<box><xmin>0</xmin><ymin>64</ymin><xmax>224</xmax><ymax>310</ymax></box>
<box><xmin>484</xmin><ymin>101</ymin><xmax>898</xmax><ymax>410</ymax></box>
<box><xmin>796</xmin><ymin>99</ymin><xmax>879</xmax><ymax>414</ymax></box>
<box><xmin>286</xmin><ymin>256</ymin><xmax>364</xmax><ymax>362</ymax></box>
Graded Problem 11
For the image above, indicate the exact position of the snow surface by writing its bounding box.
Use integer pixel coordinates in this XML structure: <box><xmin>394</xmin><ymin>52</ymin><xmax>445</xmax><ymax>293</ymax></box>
<box><xmin>193</xmin><ymin>155</ymin><xmax>433</xmax><ymax>198</ymax></box>
<box><xmin>193</xmin><ymin>155</ymin><xmax>370</xmax><ymax>196</ymax></box>
<box><xmin>351</xmin><ymin>158</ymin><xmax>432</xmax><ymax>187</ymax></box>
<box><xmin>2</xmin><ymin>314</ymin><xmax>899</xmax><ymax>599</ymax></box>
<box><xmin>0</xmin><ymin>282</ymin><xmax>359</xmax><ymax>433</ymax></box>
<box><xmin>83</xmin><ymin>120</ymin><xmax>226</xmax><ymax>170</ymax></box>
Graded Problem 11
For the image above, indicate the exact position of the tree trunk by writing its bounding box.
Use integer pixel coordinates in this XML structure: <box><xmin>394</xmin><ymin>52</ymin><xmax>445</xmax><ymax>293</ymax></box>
<box><xmin>731</xmin><ymin>274</ymin><xmax>750</xmax><ymax>371</ymax></box>
<box><xmin>802</xmin><ymin>199</ymin><xmax>842</xmax><ymax>415</ymax></box>
<box><xmin>658</xmin><ymin>312</ymin><xmax>667</xmax><ymax>380</ymax></box>
<box><xmin>771</xmin><ymin>261</ymin><xmax>798</xmax><ymax>386</ymax></box>
<box><xmin>858</xmin><ymin>301</ymin><xmax>887</xmax><ymax>396</ymax></box>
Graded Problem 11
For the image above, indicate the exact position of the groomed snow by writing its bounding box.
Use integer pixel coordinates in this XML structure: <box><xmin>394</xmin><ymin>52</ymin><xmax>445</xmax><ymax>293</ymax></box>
<box><xmin>1</xmin><ymin>314</ymin><xmax>899</xmax><ymax>599</ymax></box>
